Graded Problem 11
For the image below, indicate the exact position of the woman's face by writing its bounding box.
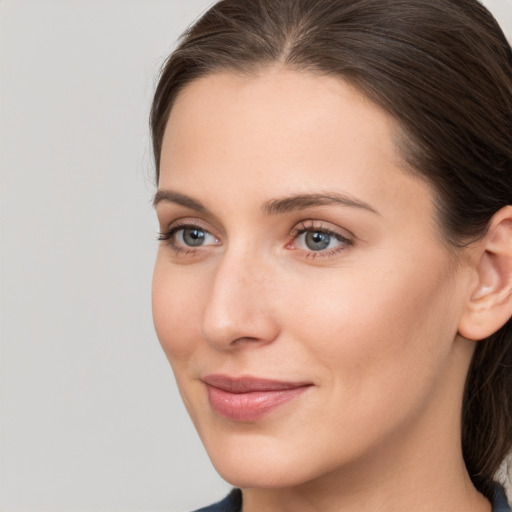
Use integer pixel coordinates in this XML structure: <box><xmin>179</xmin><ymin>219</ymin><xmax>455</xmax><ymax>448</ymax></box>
<box><xmin>152</xmin><ymin>68</ymin><xmax>473</xmax><ymax>488</ymax></box>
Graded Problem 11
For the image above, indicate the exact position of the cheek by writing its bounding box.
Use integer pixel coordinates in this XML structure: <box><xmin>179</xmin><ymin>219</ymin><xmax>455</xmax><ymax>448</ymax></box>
<box><xmin>280</xmin><ymin>251</ymin><xmax>458</xmax><ymax>396</ymax></box>
<box><xmin>152</xmin><ymin>257</ymin><xmax>204</xmax><ymax>366</ymax></box>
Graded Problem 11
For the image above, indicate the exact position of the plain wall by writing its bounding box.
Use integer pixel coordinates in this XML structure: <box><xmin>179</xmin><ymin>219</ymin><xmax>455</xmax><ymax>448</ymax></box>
<box><xmin>1</xmin><ymin>1</ymin><xmax>511</xmax><ymax>511</ymax></box>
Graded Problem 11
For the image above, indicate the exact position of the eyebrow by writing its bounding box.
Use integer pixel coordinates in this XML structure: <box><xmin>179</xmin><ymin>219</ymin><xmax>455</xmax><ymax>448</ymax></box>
<box><xmin>262</xmin><ymin>192</ymin><xmax>379</xmax><ymax>216</ymax></box>
<box><xmin>153</xmin><ymin>189</ymin><xmax>379</xmax><ymax>216</ymax></box>
<box><xmin>153</xmin><ymin>190</ymin><xmax>210</xmax><ymax>213</ymax></box>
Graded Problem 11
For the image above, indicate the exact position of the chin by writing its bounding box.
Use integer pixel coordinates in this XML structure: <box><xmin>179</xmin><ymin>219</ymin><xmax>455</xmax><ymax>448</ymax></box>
<box><xmin>212</xmin><ymin>455</ymin><xmax>312</xmax><ymax>489</ymax></box>
<box><xmin>198</xmin><ymin>426</ymin><xmax>347</xmax><ymax>490</ymax></box>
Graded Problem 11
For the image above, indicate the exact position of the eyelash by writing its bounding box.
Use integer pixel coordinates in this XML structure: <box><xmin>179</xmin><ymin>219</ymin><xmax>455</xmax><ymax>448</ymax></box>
<box><xmin>288</xmin><ymin>221</ymin><xmax>352</xmax><ymax>259</ymax></box>
<box><xmin>157</xmin><ymin>220</ymin><xmax>353</xmax><ymax>258</ymax></box>
<box><xmin>157</xmin><ymin>220</ymin><xmax>215</xmax><ymax>255</ymax></box>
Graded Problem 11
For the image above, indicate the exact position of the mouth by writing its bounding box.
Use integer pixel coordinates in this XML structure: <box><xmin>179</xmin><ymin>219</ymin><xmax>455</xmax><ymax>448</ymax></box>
<box><xmin>202</xmin><ymin>374</ymin><xmax>312</xmax><ymax>422</ymax></box>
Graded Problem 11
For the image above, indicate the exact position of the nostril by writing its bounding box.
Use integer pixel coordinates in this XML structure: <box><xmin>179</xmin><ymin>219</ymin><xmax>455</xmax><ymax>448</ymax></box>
<box><xmin>201</xmin><ymin>304</ymin><xmax>280</xmax><ymax>350</ymax></box>
<box><xmin>231</xmin><ymin>336</ymin><xmax>266</xmax><ymax>346</ymax></box>
<box><xmin>201</xmin><ymin>315</ymin><xmax>280</xmax><ymax>350</ymax></box>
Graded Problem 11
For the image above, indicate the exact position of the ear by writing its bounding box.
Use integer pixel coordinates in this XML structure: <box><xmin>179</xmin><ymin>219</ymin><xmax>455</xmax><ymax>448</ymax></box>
<box><xmin>458</xmin><ymin>206</ymin><xmax>512</xmax><ymax>341</ymax></box>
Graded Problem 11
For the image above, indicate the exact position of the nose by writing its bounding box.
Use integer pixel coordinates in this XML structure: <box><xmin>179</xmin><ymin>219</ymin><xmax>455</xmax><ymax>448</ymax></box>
<box><xmin>201</xmin><ymin>249</ymin><xmax>280</xmax><ymax>350</ymax></box>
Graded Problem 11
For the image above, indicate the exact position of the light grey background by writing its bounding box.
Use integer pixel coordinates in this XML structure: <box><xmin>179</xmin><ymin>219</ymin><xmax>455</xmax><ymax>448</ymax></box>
<box><xmin>1</xmin><ymin>1</ymin><xmax>511</xmax><ymax>511</ymax></box>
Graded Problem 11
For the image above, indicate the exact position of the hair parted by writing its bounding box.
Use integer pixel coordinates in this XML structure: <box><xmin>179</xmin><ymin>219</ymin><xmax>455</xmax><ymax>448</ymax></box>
<box><xmin>150</xmin><ymin>0</ymin><xmax>512</xmax><ymax>498</ymax></box>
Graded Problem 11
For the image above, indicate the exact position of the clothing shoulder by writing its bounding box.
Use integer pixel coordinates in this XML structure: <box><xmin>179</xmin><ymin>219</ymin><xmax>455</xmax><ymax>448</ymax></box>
<box><xmin>492</xmin><ymin>483</ymin><xmax>511</xmax><ymax>512</ymax></box>
<box><xmin>192</xmin><ymin>489</ymin><xmax>242</xmax><ymax>512</ymax></box>
<box><xmin>192</xmin><ymin>485</ymin><xmax>510</xmax><ymax>512</ymax></box>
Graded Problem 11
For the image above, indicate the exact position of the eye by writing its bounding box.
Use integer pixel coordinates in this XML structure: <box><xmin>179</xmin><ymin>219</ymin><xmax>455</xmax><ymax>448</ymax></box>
<box><xmin>158</xmin><ymin>223</ymin><xmax>220</xmax><ymax>251</ymax></box>
<box><xmin>298</xmin><ymin>230</ymin><xmax>338</xmax><ymax>251</ymax></box>
<box><xmin>176</xmin><ymin>227</ymin><xmax>215</xmax><ymax>247</ymax></box>
<box><xmin>288</xmin><ymin>222</ymin><xmax>352</xmax><ymax>257</ymax></box>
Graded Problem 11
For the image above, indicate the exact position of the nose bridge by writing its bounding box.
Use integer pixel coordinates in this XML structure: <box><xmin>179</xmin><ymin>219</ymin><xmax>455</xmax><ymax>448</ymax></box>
<box><xmin>201</xmin><ymin>244</ymin><xmax>278</xmax><ymax>349</ymax></box>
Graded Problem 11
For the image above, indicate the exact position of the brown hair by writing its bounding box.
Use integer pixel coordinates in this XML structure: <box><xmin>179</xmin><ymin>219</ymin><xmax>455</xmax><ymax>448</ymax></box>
<box><xmin>150</xmin><ymin>0</ymin><xmax>512</xmax><ymax>498</ymax></box>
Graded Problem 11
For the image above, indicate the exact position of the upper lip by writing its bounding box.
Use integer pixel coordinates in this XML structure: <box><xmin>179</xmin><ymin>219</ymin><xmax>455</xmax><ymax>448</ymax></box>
<box><xmin>202</xmin><ymin>374</ymin><xmax>312</xmax><ymax>393</ymax></box>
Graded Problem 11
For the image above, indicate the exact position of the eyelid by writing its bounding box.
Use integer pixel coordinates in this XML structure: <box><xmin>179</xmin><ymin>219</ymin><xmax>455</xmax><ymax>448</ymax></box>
<box><xmin>159</xmin><ymin>217</ymin><xmax>219</xmax><ymax>236</ymax></box>
<box><xmin>289</xmin><ymin>220</ymin><xmax>353</xmax><ymax>241</ymax></box>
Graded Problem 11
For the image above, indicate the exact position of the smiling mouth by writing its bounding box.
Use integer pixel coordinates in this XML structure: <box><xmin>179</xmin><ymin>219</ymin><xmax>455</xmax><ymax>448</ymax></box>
<box><xmin>202</xmin><ymin>375</ymin><xmax>312</xmax><ymax>422</ymax></box>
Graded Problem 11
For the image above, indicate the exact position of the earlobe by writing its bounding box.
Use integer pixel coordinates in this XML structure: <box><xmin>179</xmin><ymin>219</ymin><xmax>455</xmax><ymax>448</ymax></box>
<box><xmin>458</xmin><ymin>206</ymin><xmax>512</xmax><ymax>341</ymax></box>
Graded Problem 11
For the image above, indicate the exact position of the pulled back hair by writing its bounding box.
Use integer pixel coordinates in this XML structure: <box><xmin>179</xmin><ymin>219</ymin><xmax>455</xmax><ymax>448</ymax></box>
<box><xmin>150</xmin><ymin>0</ymin><xmax>512</xmax><ymax>498</ymax></box>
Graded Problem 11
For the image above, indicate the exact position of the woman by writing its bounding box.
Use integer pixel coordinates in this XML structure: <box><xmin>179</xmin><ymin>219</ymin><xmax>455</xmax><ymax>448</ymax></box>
<box><xmin>150</xmin><ymin>0</ymin><xmax>512</xmax><ymax>510</ymax></box>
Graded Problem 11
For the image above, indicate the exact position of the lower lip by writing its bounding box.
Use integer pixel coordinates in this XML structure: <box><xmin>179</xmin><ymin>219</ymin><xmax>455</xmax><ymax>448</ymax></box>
<box><xmin>205</xmin><ymin>385</ymin><xmax>310</xmax><ymax>422</ymax></box>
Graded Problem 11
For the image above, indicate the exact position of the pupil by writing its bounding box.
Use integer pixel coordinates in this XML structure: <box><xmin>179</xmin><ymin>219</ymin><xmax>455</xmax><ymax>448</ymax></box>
<box><xmin>184</xmin><ymin>228</ymin><xmax>205</xmax><ymax>246</ymax></box>
<box><xmin>305</xmin><ymin>231</ymin><xmax>330</xmax><ymax>251</ymax></box>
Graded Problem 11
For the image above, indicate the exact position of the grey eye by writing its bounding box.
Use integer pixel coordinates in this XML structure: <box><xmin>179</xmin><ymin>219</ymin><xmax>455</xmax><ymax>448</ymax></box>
<box><xmin>304</xmin><ymin>231</ymin><xmax>332</xmax><ymax>251</ymax></box>
<box><xmin>181</xmin><ymin>227</ymin><xmax>208</xmax><ymax>246</ymax></box>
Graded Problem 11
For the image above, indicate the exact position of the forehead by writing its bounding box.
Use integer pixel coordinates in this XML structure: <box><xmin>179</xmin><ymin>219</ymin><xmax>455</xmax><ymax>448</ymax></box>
<box><xmin>163</xmin><ymin>67</ymin><xmax>401</xmax><ymax>170</ymax></box>
<box><xmin>159</xmin><ymin>67</ymin><xmax>435</xmax><ymax>226</ymax></box>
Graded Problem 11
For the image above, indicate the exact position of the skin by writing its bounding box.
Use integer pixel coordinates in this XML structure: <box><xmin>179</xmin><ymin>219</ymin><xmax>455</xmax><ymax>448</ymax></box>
<box><xmin>152</xmin><ymin>67</ymin><xmax>493</xmax><ymax>512</ymax></box>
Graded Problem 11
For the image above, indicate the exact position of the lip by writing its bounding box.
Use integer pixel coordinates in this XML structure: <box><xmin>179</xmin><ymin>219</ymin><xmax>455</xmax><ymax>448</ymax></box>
<box><xmin>202</xmin><ymin>374</ymin><xmax>312</xmax><ymax>422</ymax></box>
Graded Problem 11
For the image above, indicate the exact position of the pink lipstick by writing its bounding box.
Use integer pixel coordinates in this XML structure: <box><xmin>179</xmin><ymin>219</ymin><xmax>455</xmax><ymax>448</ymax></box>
<box><xmin>203</xmin><ymin>375</ymin><xmax>312</xmax><ymax>422</ymax></box>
